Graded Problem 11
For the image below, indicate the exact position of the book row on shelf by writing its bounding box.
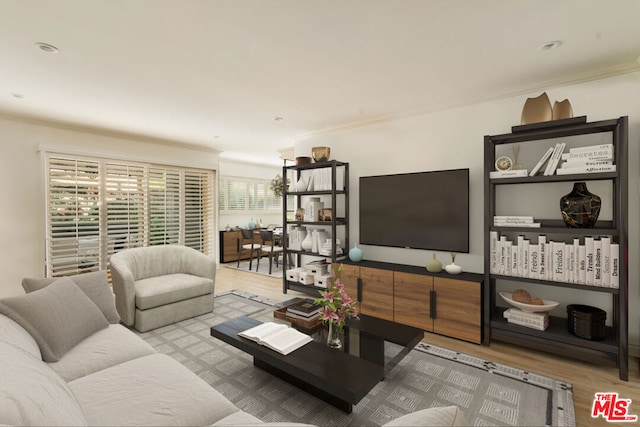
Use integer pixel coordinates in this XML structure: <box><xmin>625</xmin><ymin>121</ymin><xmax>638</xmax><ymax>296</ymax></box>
<box><xmin>489</xmin><ymin>231</ymin><xmax>620</xmax><ymax>288</ymax></box>
<box><xmin>490</xmin><ymin>143</ymin><xmax>615</xmax><ymax>178</ymax></box>
<box><xmin>502</xmin><ymin>308</ymin><xmax>549</xmax><ymax>331</ymax></box>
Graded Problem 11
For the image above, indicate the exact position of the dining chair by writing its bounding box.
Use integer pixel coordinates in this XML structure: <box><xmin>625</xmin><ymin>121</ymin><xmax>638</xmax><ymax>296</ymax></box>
<box><xmin>237</xmin><ymin>228</ymin><xmax>261</xmax><ymax>270</ymax></box>
<box><xmin>259</xmin><ymin>230</ymin><xmax>284</xmax><ymax>274</ymax></box>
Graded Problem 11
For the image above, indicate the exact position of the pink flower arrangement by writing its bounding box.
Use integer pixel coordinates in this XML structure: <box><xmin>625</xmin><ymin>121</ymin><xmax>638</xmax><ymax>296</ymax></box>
<box><xmin>314</xmin><ymin>265</ymin><xmax>359</xmax><ymax>330</ymax></box>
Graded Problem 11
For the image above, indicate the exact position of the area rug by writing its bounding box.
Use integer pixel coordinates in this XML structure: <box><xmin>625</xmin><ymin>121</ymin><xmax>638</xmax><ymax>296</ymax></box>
<box><xmin>224</xmin><ymin>259</ymin><xmax>284</xmax><ymax>278</ymax></box>
<box><xmin>134</xmin><ymin>291</ymin><xmax>575</xmax><ymax>426</ymax></box>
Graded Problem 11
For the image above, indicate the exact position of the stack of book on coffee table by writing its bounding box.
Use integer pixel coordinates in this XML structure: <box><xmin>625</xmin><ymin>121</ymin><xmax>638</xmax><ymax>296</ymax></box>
<box><xmin>503</xmin><ymin>308</ymin><xmax>549</xmax><ymax>331</ymax></box>
<box><xmin>286</xmin><ymin>299</ymin><xmax>322</xmax><ymax>321</ymax></box>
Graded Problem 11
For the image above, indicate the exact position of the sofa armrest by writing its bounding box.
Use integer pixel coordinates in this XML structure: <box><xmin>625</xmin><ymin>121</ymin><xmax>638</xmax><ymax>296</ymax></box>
<box><xmin>181</xmin><ymin>249</ymin><xmax>216</xmax><ymax>288</ymax></box>
<box><xmin>110</xmin><ymin>257</ymin><xmax>137</xmax><ymax>326</ymax></box>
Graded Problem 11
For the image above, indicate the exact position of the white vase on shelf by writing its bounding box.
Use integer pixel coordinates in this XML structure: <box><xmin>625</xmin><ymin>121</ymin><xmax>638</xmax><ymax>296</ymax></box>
<box><xmin>301</xmin><ymin>233</ymin><xmax>314</xmax><ymax>251</ymax></box>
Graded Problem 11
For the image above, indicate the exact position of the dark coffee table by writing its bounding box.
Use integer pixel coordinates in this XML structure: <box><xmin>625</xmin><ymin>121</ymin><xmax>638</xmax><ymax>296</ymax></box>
<box><xmin>210</xmin><ymin>314</ymin><xmax>423</xmax><ymax>413</ymax></box>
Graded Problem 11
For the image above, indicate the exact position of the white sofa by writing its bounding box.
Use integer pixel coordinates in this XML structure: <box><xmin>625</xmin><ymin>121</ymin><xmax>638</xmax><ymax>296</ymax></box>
<box><xmin>0</xmin><ymin>270</ymin><xmax>467</xmax><ymax>426</ymax></box>
<box><xmin>110</xmin><ymin>244</ymin><xmax>216</xmax><ymax>332</ymax></box>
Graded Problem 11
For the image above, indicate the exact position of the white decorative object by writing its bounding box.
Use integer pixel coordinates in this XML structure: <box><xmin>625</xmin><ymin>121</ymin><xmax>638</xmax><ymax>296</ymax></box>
<box><xmin>304</xmin><ymin>197</ymin><xmax>324</xmax><ymax>222</ymax></box>
<box><xmin>444</xmin><ymin>253</ymin><xmax>462</xmax><ymax>274</ymax></box>
<box><xmin>301</xmin><ymin>232</ymin><xmax>313</xmax><ymax>251</ymax></box>
<box><xmin>499</xmin><ymin>292</ymin><xmax>559</xmax><ymax>313</ymax></box>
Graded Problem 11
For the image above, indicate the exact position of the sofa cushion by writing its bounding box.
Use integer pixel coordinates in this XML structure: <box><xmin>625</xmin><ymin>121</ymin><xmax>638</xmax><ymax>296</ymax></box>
<box><xmin>0</xmin><ymin>277</ymin><xmax>109</xmax><ymax>362</ymax></box>
<box><xmin>0</xmin><ymin>312</ymin><xmax>40</xmax><ymax>357</ymax></box>
<box><xmin>135</xmin><ymin>273</ymin><xmax>214</xmax><ymax>310</ymax></box>
<box><xmin>48</xmin><ymin>324</ymin><xmax>157</xmax><ymax>381</ymax></box>
<box><xmin>22</xmin><ymin>270</ymin><xmax>121</xmax><ymax>324</ymax></box>
<box><xmin>0</xmin><ymin>341</ymin><xmax>87</xmax><ymax>426</ymax></box>
<box><xmin>69</xmin><ymin>353</ymin><xmax>241</xmax><ymax>426</ymax></box>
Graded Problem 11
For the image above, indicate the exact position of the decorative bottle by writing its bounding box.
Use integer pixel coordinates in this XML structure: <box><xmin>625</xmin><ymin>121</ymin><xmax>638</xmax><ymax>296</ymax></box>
<box><xmin>426</xmin><ymin>253</ymin><xmax>442</xmax><ymax>273</ymax></box>
<box><xmin>348</xmin><ymin>242</ymin><xmax>363</xmax><ymax>262</ymax></box>
<box><xmin>560</xmin><ymin>182</ymin><xmax>601</xmax><ymax>228</ymax></box>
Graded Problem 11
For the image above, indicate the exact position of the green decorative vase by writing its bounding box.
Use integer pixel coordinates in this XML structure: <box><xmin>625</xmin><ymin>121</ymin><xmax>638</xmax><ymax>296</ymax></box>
<box><xmin>426</xmin><ymin>253</ymin><xmax>442</xmax><ymax>273</ymax></box>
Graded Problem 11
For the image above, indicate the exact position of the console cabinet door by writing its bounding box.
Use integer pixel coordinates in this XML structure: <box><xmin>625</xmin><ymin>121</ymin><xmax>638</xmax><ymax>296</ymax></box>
<box><xmin>394</xmin><ymin>272</ymin><xmax>433</xmax><ymax>331</ymax></box>
<box><xmin>359</xmin><ymin>267</ymin><xmax>394</xmax><ymax>321</ymax></box>
<box><xmin>337</xmin><ymin>263</ymin><xmax>361</xmax><ymax>313</ymax></box>
<box><xmin>433</xmin><ymin>277</ymin><xmax>481</xmax><ymax>344</ymax></box>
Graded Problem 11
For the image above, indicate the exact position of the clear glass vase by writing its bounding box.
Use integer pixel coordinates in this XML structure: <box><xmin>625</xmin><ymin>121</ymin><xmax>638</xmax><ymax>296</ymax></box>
<box><xmin>326</xmin><ymin>321</ymin><xmax>342</xmax><ymax>349</ymax></box>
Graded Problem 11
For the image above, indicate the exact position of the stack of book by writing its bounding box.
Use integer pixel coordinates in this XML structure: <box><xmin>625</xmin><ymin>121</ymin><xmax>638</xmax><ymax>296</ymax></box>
<box><xmin>530</xmin><ymin>143</ymin><xmax>616</xmax><ymax>176</ymax></box>
<box><xmin>285</xmin><ymin>299</ymin><xmax>322</xmax><ymax>321</ymax></box>
<box><xmin>503</xmin><ymin>308</ymin><xmax>549</xmax><ymax>331</ymax></box>
<box><xmin>493</xmin><ymin>216</ymin><xmax>541</xmax><ymax>228</ymax></box>
<box><xmin>557</xmin><ymin>144</ymin><xmax>616</xmax><ymax>175</ymax></box>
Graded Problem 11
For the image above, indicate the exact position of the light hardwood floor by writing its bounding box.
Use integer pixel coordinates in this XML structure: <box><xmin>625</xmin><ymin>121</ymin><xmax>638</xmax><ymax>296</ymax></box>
<box><xmin>216</xmin><ymin>266</ymin><xmax>640</xmax><ymax>427</ymax></box>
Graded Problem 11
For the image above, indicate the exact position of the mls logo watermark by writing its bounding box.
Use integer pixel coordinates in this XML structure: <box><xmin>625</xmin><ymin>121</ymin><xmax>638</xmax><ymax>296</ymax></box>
<box><xmin>592</xmin><ymin>392</ymin><xmax>638</xmax><ymax>422</ymax></box>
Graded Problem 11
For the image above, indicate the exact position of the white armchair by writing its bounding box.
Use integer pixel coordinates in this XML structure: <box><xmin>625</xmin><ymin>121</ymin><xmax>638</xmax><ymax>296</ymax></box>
<box><xmin>110</xmin><ymin>245</ymin><xmax>216</xmax><ymax>332</ymax></box>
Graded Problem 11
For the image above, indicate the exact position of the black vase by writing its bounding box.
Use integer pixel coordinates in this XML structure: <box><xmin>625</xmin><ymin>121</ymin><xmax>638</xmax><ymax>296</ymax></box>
<box><xmin>560</xmin><ymin>182</ymin><xmax>601</xmax><ymax>228</ymax></box>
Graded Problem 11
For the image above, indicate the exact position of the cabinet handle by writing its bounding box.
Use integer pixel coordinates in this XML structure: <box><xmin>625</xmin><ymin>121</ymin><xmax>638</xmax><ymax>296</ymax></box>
<box><xmin>430</xmin><ymin>290</ymin><xmax>436</xmax><ymax>319</ymax></box>
<box><xmin>357</xmin><ymin>278</ymin><xmax>362</xmax><ymax>302</ymax></box>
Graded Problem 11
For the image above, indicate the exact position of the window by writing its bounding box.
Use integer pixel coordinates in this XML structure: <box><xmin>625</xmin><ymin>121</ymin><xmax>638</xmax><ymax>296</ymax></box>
<box><xmin>46</xmin><ymin>153</ymin><xmax>215</xmax><ymax>277</ymax></box>
<box><xmin>219</xmin><ymin>176</ymin><xmax>281</xmax><ymax>212</ymax></box>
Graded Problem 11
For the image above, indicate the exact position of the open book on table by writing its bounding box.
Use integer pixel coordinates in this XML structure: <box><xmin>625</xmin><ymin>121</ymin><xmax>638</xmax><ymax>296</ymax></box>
<box><xmin>238</xmin><ymin>321</ymin><xmax>313</xmax><ymax>355</ymax></box>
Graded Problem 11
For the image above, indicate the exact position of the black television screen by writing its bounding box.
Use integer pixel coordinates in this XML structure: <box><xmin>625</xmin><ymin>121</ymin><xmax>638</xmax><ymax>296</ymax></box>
<box><xmin>359</xmin><ymin>169</ymin><xmax>469</xmax><ymax>253</ymax></box>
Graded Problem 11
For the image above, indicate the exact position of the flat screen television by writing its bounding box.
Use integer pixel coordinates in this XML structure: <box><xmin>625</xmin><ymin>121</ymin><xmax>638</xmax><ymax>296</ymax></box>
<box><xmin>359</xmin><ymin>168</ymin><xmax>469</xmax><ymax>253</ymax></box>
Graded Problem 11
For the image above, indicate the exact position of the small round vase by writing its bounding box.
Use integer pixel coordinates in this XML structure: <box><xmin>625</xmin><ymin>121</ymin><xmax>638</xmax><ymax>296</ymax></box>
<box><xmin>348</xmin><ymin>242</ymin><xmax>363</xmax><ymax>262</ymax></box>
<box><xmin>426</xmin><ymin>253</ymin><xmax>442</xmax><ymax>273</ymax></box>
<box><xmin>327</xmin><ymin>321</ymin><xmax>342</xmax><ymax>349</ymax></box>
<box><xmin>445</xmin><ymin>262</ymin><xmax>462</xmax><ymax>274</ymax></box>
<box><xmin>560</xmin><ymin>182</ymin><xmax>601</xmax><ymax>228</ymax></box>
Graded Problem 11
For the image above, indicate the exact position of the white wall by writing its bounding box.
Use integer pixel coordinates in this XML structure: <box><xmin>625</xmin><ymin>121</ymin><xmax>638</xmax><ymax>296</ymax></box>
<box><xmin>295</xmin><ymin>72</ymin><xmax>640</xmax><ymax>355</ymax></box>
<box><xmin>218</xmin><ymin>159</ymin><xmax>284</xmax><ymax>230</ymax></box>
<box><xmin>0</xmin><ymin>116</ymin><xmax>219</xmax><ymax>298</ymax></box>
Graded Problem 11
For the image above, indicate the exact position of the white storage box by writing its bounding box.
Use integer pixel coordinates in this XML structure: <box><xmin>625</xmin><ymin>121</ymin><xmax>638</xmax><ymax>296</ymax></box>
<box><xmin>304</xmin><ymin>263</ymin><xmax>328</xmax><ymax>275</ymax></box>
<box><xmin>286</xmin><ymin>267</ymin><xmax>305</xmax><ymax>282</ymax></box>
<box><xmin>299</xmin><ymin>271</ymin><xmax>315</xmax><ymax>285</ymax></box>
<box><xmin>314</xmin><ymin>273</ymin><xmax>332</xmax><ymax>289</ymax></box>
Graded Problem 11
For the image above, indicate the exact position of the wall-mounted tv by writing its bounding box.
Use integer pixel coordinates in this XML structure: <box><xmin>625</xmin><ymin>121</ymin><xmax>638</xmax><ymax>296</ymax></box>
<box><xmin>359</xmin><ymin>168</ymin><xmax>469</xmax><ymax>253</ymax></box>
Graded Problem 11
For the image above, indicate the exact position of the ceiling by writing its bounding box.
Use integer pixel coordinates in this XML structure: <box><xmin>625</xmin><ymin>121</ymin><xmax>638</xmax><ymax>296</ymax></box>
<box><xmin>1</xmin><ymin>0</ymin><xmax>640</xmax><ymax>166</ymax></box>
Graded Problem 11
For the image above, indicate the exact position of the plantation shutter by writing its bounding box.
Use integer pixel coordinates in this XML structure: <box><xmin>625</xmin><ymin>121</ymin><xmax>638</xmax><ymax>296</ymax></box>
<box><xmin>105</xmin><ymin>162</ymin><xmax>148</xmax><ymax>256</ymax></box>
<box><xmin>149</xmin><ymin>167</ymin><xmax>181</xmax><ymax>246</ymax></box>
<box><xmin>248</xmin><ymin>182</ymin><xmax>266</xmax><ymax>210</ymax></box>
<box><xmin>227</xmin><ymin>179</ymin><xmax>247</xmax><ymax>210</ymax></box>
<box><xmin>184</xmin><ymin>170</ymin><xmax>214</xmax><ymax>254</ymax></box>
<box><xmin>46</xmin><ymin>154</ymin><xmax>215</xmax><ymax>277</ymax></box>
<box><xmin>47</xmin><ymin>157</ymin><xmax>101</xmax><ymax>276</ymax></box>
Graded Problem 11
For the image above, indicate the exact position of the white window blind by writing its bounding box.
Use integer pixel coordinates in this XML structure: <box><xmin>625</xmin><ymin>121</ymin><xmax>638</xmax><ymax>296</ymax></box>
<box><xmin>219</xmin><ymin>176</ymin><xmax>281</xmax><ymax>212</ymax></box>
<box><xmin>47</xmin><ymin>158</ymin><xmax>101</xmax><ymax>276</ymax></box>
<box><xmin>46</xmin><ymin>154</ymin><xmax>215</xmax><ymax>277</ymax></box>
<box><xmin>105</xmin><ymin>163</ymin><xmax>147</xmax><ymax>257</ymax></box>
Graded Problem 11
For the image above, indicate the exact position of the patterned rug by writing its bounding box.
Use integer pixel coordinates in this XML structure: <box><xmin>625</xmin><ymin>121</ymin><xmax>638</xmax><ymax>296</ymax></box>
<box><xmin>134</xmin><ymin>291</ymin><xmax>575</xmax><ymax>426</ymax></box>
<box><xmin>224</xmin><ymin>259</ymin><xmax>284</xmax><ymax>278</ymax></box>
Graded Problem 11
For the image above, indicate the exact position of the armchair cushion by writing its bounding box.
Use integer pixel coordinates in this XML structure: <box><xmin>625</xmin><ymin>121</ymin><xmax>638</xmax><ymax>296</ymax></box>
<box><xmin>135</xmin><ymin>273</ymin><xmax>213</xmax><ymax>310</ymax></box>
<box><xmin>0</xmin><ymin>277</ymin><xmax>109</xmax><ymax>362</ymax></box>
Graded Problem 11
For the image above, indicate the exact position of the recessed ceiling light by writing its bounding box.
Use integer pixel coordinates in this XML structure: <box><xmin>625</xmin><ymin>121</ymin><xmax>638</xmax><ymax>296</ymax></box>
<box><xmin>35</xmin><ymin>42</ymin><xmax>59</xmax><ymax>53</ymax></box>
<box><xmin>273</xmin><ymin>116</ymin><xmax>284</xmax><ymax>122</ymax></box>
<box><xmin>539</xmin><ymin>40</ymin><xmax>562</xmax><ymax>51</ymax></box>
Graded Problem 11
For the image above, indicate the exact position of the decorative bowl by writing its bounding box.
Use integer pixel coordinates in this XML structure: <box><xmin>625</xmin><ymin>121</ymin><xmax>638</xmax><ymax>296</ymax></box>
<box><xmin>499</xmin><ymin>292</ymin><xmax>559</xmax><ymax>313</ymax></box>
<box><xmin>311</xmin><ymin>146</ymin><xmax>330</xmax><ymax>162</ymax></box>
<box><xmin>295</xmin><ymin>156</ymin><xmax>312</xmax><ymax>166</ymax></box>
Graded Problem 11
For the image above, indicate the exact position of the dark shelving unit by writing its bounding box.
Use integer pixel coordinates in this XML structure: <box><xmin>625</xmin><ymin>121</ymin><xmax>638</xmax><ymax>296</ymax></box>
<box><xmin>483</xmin><ymin>116</ymin><xmax>628</xmax><ymax>380</ymax></box>
<box><xmin>282</xmin><ymin>161</ymin><xmax>349</xmax><ymax>295</ymax></box>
